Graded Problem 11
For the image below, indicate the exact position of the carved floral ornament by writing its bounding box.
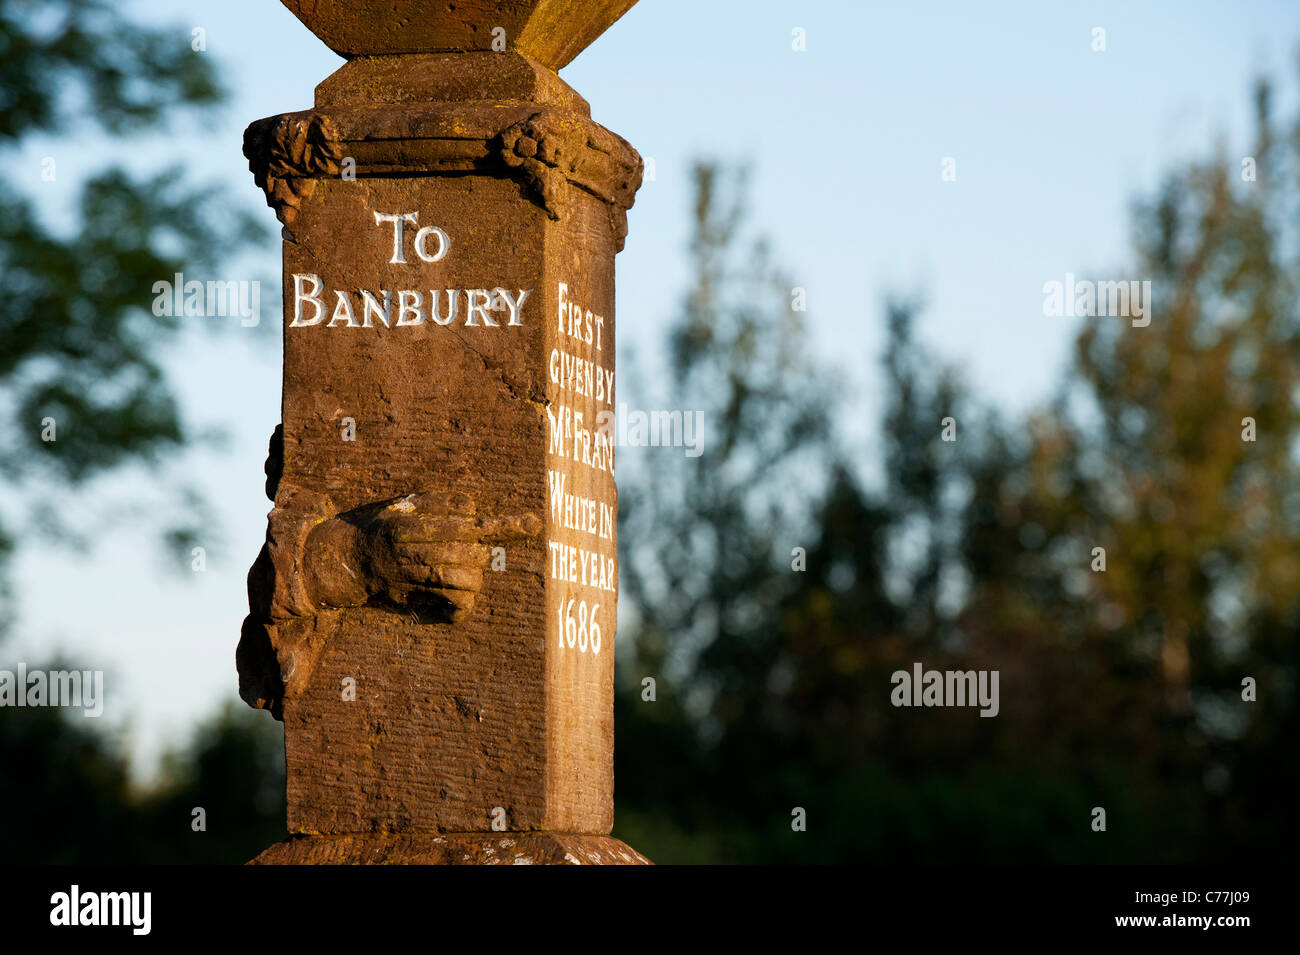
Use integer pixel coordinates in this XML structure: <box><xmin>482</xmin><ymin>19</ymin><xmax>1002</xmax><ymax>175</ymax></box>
<box><xmin>243</xmin><ymin>113</ymin><xmax>344</xmax><ymax>227</ymax></box>
<box><xmin>243</xmin><ymin>108</ymin><xmax>643</xmax><ymax>244</ymax></box>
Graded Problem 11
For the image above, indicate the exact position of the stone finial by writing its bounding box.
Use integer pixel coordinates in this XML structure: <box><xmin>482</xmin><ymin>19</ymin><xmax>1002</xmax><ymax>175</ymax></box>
<box><xmin>280</xmin><ymin>0</ymin><xmax>639</xmax><ymax>68</ymax></box>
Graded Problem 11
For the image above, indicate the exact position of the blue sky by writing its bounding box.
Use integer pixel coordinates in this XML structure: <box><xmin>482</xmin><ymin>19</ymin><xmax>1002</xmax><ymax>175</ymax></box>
<box><xmin>8</xmin><ymin>0</ymin><xmax>1299</xmax><ymax>778</ymax></box>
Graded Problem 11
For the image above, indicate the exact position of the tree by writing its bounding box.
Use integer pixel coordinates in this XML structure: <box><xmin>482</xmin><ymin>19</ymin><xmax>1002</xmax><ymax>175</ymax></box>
<box><xmin>615</xmin><ymin>71</ymin><xmax>1300</xmax><ymax>864</ymax></box>
<box><xmin>0</xmin><ymin>0</ymin><xmax>264</xmax><ymax>623</ymax></box>
<box><xmin>1020</xmin><ymin>75</ymin><xmax>1300</xmax><ymax>858</ymax></box>
<box><xmin>0</xmin><ymin>0</ymin><xmax>282</xmax><ymax>863</ymax></box>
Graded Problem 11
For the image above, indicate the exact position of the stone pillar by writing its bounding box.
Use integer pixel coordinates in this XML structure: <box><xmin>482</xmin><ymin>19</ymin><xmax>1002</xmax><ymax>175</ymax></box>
<box><xmin>236</xmin><ymin>0</ymin><xmax>647</xmax><ymax>865</ymax></box>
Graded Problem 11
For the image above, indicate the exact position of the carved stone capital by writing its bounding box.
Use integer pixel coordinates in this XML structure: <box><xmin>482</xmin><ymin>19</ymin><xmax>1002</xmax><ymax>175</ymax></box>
<box><xmin>242</xmin><ymin>54</ymin><xmax>642</xmax><ymax>248</ymax></box>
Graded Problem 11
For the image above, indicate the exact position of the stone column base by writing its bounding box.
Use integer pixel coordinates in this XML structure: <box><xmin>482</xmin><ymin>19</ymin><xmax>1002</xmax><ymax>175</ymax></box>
<box><xmin>249</xmin><ymin>833</ymin><xmax>651</xmax><ymax>865</ymax></box>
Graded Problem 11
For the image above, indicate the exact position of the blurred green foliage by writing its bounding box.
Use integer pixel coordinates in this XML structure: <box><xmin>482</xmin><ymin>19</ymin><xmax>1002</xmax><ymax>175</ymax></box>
<box><xmin>0</xmin><ymin>699</ymin><xmax>284</xmax><ymax>864</ymax></box>
<box><xmin>0</xmin><ymin>0</ymin><xmax>265</xmax><ymax>597</ymax></box>
<box><xmin>0</xmin><ymin>0</ymin><xmax>280</xmax><ymax>864</ymax></box>
<box><xmin>613</xmin><ymin>77</ymin><xmax>1300</xmax><ymax>863</ymax></box>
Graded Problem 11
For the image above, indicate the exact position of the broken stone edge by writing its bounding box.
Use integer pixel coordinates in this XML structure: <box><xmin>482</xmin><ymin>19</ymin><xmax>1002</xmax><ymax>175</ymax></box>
<box><xmin>250</xmin><ymin>832</ymin><xmax>652</xmax><ymax>865</ymax></box>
